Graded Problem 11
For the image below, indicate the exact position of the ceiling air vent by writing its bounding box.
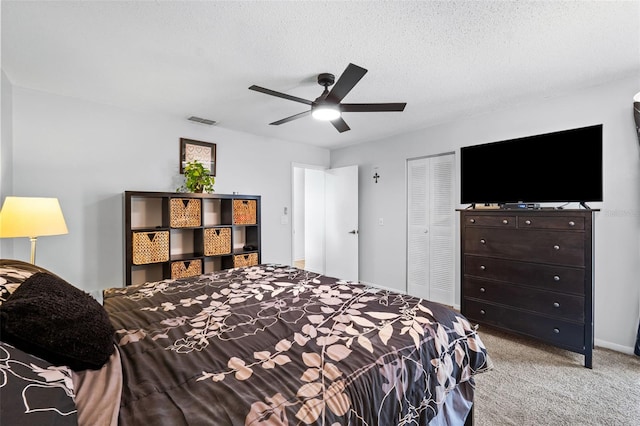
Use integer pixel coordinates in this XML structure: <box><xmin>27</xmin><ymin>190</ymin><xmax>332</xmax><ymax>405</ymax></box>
<box><xmin>188</xmin><ymin>116</ymin><xmax>216</xmax><ymax>125</ymax></box>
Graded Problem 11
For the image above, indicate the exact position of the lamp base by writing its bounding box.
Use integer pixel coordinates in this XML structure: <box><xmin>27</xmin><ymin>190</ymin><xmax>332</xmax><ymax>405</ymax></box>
<box><xmin>29</xmin><ymin>236</ymin><xmax>38</xmax><ymax>264</ymax></box>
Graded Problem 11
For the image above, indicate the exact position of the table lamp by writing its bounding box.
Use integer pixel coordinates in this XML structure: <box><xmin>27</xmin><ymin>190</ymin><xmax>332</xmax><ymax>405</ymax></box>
<box><xmin>0</xmin><ymin>196</ymin><xmax>68</xmax><ymax>264</ymax></box>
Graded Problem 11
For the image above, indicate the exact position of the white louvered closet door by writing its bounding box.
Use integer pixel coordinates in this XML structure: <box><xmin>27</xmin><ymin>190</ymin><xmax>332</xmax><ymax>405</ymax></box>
<box><xmin>407</xmin><ymin>154</ymin><xmax>455</xmax><ymax>306</ymax></box>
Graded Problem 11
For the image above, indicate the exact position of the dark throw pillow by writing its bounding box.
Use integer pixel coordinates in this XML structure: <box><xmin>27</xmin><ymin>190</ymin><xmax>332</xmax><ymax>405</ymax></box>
<box><xmin>0</xmin><ymin>272</ymin><xmax>115</xmax><ymax>371</ymax></box>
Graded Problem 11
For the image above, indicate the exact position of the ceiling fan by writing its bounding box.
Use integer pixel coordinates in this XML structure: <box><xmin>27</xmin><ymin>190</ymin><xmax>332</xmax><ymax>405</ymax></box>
<box><xmin>249</xmin><ymin>63</ymin><xmax>407</xmax><ymax>133</ymax></box>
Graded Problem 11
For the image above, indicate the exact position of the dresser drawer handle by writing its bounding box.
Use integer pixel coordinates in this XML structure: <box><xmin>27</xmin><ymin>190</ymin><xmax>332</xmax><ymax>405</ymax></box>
<box><xmin>553</xmin><ymin>302</ymin><xmax>560</xmax><ymax>308</ymax></box>
<box><xmin>480</xmin><ymin>287</ymin><xmax>486</xmax><ymax>293</ymax></box>
<box><xmin>553</xmin><ymin>245</ymin><xmax>560</xmax><ymax>250</ymax></box>
<box><xmin>480</xmin><ymin>309</ymin><xmax>486</xmax><ymax>315</ymax></box>
<box><xmin>525</xmin><ymin>220</ymin><xmax>532</xmax><ymax>225</ymax></box>
<box><xmin>553</xmin><ymin>275</ymin><xmax>560</xmax><ymax>281</ymax></box>
<box><xmin>469</xmin><ymin>218</ymin><xmax>476</xmax><ymax>223</ymax></box>
<box><xmin>480</xmin><ymin>239</ymin><xmax>486</xmax><ymax>244</ymax></box>
<box><xmin>568</xmin><ymin>221</ymin><xmax>575</xmax><ymax>227</ymax></box>
<box><xmin>480</xmin><ymin>265</ymin><xmax>486</xmax><ymax>270</ymax></box>
<box><xmin>502</xmin><ymin>219</ymin><xmax>509</xmax><ymax>225</ymax></box>
<box><xmin>553</xmin><ymin>328</ymin><xmax>560</xmax><ymax>334</ymax></box>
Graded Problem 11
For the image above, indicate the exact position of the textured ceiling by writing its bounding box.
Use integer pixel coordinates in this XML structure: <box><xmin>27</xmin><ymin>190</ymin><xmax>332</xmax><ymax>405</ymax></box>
<box><xmin>2</xmin><ymin>1</ymin><xmax>639</xmax><ymax>149</ymax></box>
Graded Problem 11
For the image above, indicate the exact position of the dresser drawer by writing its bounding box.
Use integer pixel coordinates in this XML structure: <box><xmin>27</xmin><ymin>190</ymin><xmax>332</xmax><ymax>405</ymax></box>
<box><xmin>464</xmin><ymin>256</ymin><xmax>585</xmax><ymax>295</ymax></box>
<box><xmin>464</xmin><ymin>214</ymin><xmax>516</xmax><ymax>228</ymax></box>
<box><xmin>464</xmin><ymin>278</ymin><xmax>585</xmax><ymax>321</ymax></box>
<box><xmin>464</xmin><ymin>228</ymin><xmax>585</xmax><ymax>266</ymax></box>
<box><xmin>463</xmin><ymin>299</ymin><xmax>585</xmax><ymax>351</ymax></box>
<box><xmin>517</xmin><ymin>215</ymin><xmax>585</xmax><ymax>230</ymax></box>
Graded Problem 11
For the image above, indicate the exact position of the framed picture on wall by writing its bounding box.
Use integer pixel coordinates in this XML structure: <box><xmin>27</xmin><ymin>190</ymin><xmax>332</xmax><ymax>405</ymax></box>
<box><xmin>180</xmin><ymin>138</ymin><xmax>216</xmax><ymax>176</ymax></box>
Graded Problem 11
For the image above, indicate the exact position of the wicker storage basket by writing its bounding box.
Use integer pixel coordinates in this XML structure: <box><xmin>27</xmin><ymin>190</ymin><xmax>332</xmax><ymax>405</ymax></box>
<box><xmin>233</xmin><ymin>199</ymin><xmax>257</xmax><ymax>224</ymax></box>
<box><xmin>132</xmin><ymin>231</ymin><xmax>170</xmax><ymax>265</ymax></box>
<box><xmin>170</xmin><ymin>198</ymin><xmax>202</xmax><ymax>228</ymax></box>
<box><xmin>204</xmin><ymin>227</ymin><xmax>231</xmax><ymax>256</ymax></box>
<box><xmin>233</xmin><ymin>253</ymin><xmax>258</xmax><ymax>268</ymax></box>
<box><xmin>171</xmin><ymin>259</ymin><xmax>202</xmax><ymax>279</ymax></box>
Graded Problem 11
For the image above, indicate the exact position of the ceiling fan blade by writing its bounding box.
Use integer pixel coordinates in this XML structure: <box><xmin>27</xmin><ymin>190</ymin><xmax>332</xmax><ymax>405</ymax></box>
<box><xmin>269</xmin><ymin>110</ymin><xmax>311</xmax><ymax>125</ymax></box>
<box><xmin>341</xmin><ymin>103</ymin><xmax>407</xmax><ymax>112</ymax></box>
<box><xmin>249</xmin><ymin>85</ymin><xmax>313</xmax><ymax>105</ymax></box>
<box><xmin>326</xmin><ymin>63</ymin><xmax>367</xmax><ymax>103</ymax></box>
<box><xmin>331</xmin><ymin>117</ymin><xmax>351</xmax><ymax>133</ymax></box>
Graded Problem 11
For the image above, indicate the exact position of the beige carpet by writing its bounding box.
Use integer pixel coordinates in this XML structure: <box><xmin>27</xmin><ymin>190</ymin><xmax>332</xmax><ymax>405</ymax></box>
<box><xmin>473</xmin><ymin>326</ymin><xmax>640</xmax><ymax>425</ymax></box>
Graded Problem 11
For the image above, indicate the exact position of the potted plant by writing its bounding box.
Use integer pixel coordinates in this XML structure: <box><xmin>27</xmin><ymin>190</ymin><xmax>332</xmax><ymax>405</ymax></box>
<box><xmin>178</xmin><ymin>161</ymin><xmax>215</xmax><ymax>193</ymax></box>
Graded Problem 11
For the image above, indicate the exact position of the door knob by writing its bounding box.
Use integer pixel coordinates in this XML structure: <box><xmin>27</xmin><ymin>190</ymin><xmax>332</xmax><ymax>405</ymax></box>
<box><xmin>348</xmin><ymin>230</ymin><xmax>358</xmax><ymax>234</ymax></box>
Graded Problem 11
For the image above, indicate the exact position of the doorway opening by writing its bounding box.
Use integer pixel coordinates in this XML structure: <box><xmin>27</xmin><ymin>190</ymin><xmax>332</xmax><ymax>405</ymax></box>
<box><xmin>292</xmin><ymin>165</ymin><xmax>325</xmax><ymax>274</ymax></box>
<box><xmin>291</xmin><ymin>164</ymin><xmax>359</xmax><ymax>281</ymax></box>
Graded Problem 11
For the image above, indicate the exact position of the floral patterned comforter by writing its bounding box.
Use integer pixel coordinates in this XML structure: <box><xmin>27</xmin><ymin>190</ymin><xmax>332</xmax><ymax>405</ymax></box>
<box><xmin>0</xmin><ymin>342</ymin><xmax>78</xmax><ymax>425</ymax></box>
<box><xmin>103</xmin><ymin>265</ymin><xmax>490</xmax><ymax>425</ymax></box>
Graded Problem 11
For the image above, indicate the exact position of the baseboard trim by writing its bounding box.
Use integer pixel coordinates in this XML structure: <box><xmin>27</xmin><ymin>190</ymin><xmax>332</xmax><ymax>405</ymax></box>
<box><xmin>595</xmin><ymin>338</ymin><xmax>635</xmax><ymax>355</ymax></box>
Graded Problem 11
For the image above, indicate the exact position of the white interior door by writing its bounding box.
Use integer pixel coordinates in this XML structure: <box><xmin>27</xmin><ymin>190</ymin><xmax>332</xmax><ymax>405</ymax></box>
<box><xmin>325</xmin><ymin>165</ymin><xmax>359</xmax><ymax>281</ymax></box>
<box><xmin>407</xmin><ymin>158</ymin><xmax>430</xmax><ymax>298</ymax></box>
<box><xmin>407</xmin><ymin>154</ymin><xmax>455</xmax><ymax>305</ymax></box>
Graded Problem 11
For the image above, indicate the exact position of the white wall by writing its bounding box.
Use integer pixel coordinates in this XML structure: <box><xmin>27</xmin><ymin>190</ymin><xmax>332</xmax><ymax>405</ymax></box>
<box><xmin>0</xmin><ymin>70</ymin><xmax>13</xmax><ymax>258</ymax></box>
<box><xmin>8</xmin><ymin>86</ymin><xmax>329</xmax><ymax>293</ymax></box>
<box><xmin>331</xmin><ymin>75</ymin><xmax>640</xmax><ymax>354</ymax></box>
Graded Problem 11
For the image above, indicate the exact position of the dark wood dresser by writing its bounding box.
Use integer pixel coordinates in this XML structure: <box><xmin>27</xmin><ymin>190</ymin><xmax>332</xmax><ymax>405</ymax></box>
<box><xmin>459</xmin><ymin>209</ymin><xmax>596</xmax><ymax>368</ymax></box>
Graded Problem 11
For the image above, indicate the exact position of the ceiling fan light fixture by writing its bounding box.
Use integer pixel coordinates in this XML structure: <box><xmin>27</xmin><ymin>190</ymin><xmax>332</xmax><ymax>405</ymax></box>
<box><xmin>249</xmin><ymin>63</ymin><xmax>406</xmax><ymax>132</ymax></box>
<box><xmin>312</xmin><ymin>104</ymin><xmax>341</xmax><ymax>121</ymax></box>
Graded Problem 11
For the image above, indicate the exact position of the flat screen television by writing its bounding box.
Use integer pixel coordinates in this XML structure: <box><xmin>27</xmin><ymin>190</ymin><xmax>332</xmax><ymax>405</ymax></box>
<box><xmin>460</xmin><ymin>124</ymin><xmax>603</xmax><ymax>205</ymax></box>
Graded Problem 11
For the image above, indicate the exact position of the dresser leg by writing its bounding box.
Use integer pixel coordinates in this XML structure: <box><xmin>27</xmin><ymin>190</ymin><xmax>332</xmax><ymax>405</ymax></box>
<box><xmin>585</xmin><ymin>352</ymin><xmax>592</xmax><ymax>369</ymax></box>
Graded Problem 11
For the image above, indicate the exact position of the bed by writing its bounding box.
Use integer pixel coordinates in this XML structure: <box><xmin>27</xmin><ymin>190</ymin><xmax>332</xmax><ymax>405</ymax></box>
<box><xmin>0</xmin><ymin>259</ymin><xmax>491</xmax><ymax>425</ymax></box>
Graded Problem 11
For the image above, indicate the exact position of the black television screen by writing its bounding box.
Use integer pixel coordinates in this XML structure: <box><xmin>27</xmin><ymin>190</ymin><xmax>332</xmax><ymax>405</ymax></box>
<box><xmin>460</xmin><ymin>124</ymin><xmax>603</xmax><ymax>204</ymax></box>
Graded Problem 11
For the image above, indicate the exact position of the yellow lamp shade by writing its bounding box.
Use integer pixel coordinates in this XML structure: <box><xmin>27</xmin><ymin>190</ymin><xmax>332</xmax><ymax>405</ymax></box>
<box><xmin>0</xmin><ymin>197</ymin><xmax>68</xmax><ymax>264</ymax></box>
<box><xmin>0</xmin><ymin>197</ymin><xmax>68</xmax><ymax>238</ymax></box>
